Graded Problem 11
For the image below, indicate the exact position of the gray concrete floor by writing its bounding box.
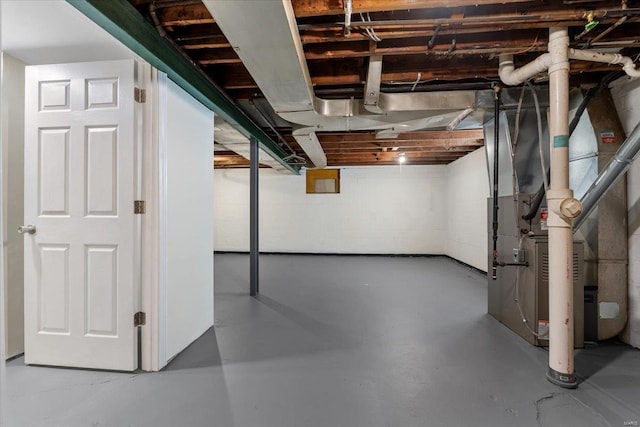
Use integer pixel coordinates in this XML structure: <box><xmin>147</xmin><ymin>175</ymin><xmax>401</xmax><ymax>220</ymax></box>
<box><xmin>6</xmin><ymin>254</ymin><xmax>640</xmax><ymax>427</ymax></box>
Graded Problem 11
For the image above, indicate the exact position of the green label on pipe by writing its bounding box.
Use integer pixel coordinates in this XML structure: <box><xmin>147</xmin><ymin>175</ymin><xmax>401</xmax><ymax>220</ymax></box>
<box><xmin>554</xmin><ymin>135</ymin><xmax>569</xmax><ymax>148</ymax></box>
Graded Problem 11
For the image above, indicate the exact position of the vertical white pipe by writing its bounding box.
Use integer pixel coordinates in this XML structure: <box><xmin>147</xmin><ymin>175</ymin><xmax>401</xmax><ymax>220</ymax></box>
<box><xmin>546</xmin><ymin>27</ymin><xmax>577</xmax><ymax>388</ymax></box>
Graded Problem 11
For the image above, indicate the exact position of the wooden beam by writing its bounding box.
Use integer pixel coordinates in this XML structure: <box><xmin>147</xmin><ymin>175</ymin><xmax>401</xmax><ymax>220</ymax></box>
<box><xmin>212</xmin><ymin>53</ymin><xmax>625</xmax><ymax>91</ymax></box>
<box><xmin>319</xmin><ymin>130</ymin><xmax>484</xmax><ymax>141</ymax></box>
<box><xmin>207</xmin><ymin>64</ymin><xmax>257</xmax><ymax>89</ymax></box>
<box><xmin>308</xmin><ymin>56</ymin><xmax>501</xmax><ymax>85</ymax></box>
<box><xmin>327</xmin><ymin>152</ymin><xmax>461</xmax><ymax>158</ymax></box>
<box><xmin>327</xmin><ymin>159</ymin><xmax>453</xmax><ymax>166</ymax></box>
<box><xmin>301</xmin><ymin>26</ymin><xmax>547</xmax><ymax>44</ymax></box>
<box><xmin>159</xmin><ymin>4</ymin><xmax>214</xmax><ymax>26</ymax></box>
<box><xmin>304</xmin><ymin>35</ymin><xmax>548</xmax><ymax>60</ymax></box>
<box><xmin>195</xmin><ymin>48</ymin><xmax>242</xmax><ymax>65</ymax></box>
<box><xmin>180</xmin><ymin>35</ymin><xmax>230</xmax><ymax>50</ymax></box>
<box><xmin>292</xmin><ymin>0</ymin><xmax>533</xmax><ymax>17</ymax></box>
<box><xmin>307</xmin><ymin>55</ymin><xmax>625</xmax><ymax>87</ymax></box>
<box><xmin>319</xmin><ymin>139</ymin><xmax>483</xmax><ymax>149</ymax></box>
<box><xmin>299</xmin><ymin>4</ymin><xmax>637</xmax><ymax>26</ymax></box>
<box><xmin>321</xmin><ymin>145</ymin><xmax>482</xmax><ymax>153</ymax></box>
<box><xmin>214</xmin><ymin>154</ymin><xmax>270</xmax><ymax>168</ymax></box>
<box><xmin>327</xmin><ymin>151</ymin><xmax>461</xmax><ymax>159</ymax></box>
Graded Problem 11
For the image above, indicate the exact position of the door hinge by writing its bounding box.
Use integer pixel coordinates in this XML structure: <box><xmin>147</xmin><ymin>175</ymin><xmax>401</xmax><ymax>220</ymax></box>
<box><xmin>134</xmin><ymin>88</ymin><xmax>146</xmax><ymax>103</ymax></box>
<box><xmin>134</xmin><ymin>200</ymin><xmax>146</xmax><ymax>214</ymax></box>
<box><xmin>134</xmin><ymin>311</ymin><xmax>146</xmax><ymax>327</ymax></box>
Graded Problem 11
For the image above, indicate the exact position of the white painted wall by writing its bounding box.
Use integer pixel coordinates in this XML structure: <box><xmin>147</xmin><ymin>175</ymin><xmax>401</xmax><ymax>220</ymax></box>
<box><xmin>610</xmin><ymin>76</ymin><xmax>640</xmax><ymax>348</ymax></box>
<box><xmin>0</xmin><ymin>13</ymin><xmax>9</xmax><ymax>420</ymax></box>
<box><xmin>0</xmin><ymin>1</ymin><xmax>132</xmax><ymax>65</ymax></box>
<box><xmin>215</xmin><ymin>166</ymin><xmax>448</xmax><ymax>254</ymax></box>
<box><xmin>164</xmin><ymin>79</ymin><xmax>214</xmax><ymax>361</ymax></box>
<box><xmin>445</xmin><ymin>148</ymin><xmax>489</xmax><ymax>271</ymax></box>
<box><xmin>214</xmin><ymin>154</ymin><xmax>490</xmax><ymax>268</ymax></box>
<box><xmin>1</xmin><ymin>53</ymin><xmax>25</xmax><ymax>359</ymax></box>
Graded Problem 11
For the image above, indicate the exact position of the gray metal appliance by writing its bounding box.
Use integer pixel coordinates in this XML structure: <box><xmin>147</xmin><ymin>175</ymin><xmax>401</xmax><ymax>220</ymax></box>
<box><xmin>488</xmin><ymin>195</ymin><xmax>584</xmax><ymax>347</ymax></box>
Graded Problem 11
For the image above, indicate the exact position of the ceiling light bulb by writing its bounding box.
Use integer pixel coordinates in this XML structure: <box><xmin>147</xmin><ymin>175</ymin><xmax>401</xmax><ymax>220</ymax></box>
<box><xmin>398</xmin><ymin>153</ymin><xmax>407</xmax><ymax>163</ymax></box>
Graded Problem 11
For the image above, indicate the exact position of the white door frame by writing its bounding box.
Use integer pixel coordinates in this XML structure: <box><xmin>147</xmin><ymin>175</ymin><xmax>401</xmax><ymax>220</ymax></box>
<box><xmin>120</xmin><ymin>60</ymin><xmax>167</xmax><ymax>372</ymax></box>
<box><xmin>139</xmin><ymin>65</ymin><xmax>167</xmax><ymax>371</ymax></box>
<box><xmin>0</xmin><ymin>45</ymin><xmax>9</xmax><ymax>427</ymax></box>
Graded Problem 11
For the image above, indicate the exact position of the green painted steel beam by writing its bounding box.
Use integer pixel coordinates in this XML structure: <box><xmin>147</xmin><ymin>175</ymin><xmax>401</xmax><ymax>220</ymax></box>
<box><xmin>67</xmin><ymin>0</ymin><xmax>300</xmax><ymax>174</ymax></box>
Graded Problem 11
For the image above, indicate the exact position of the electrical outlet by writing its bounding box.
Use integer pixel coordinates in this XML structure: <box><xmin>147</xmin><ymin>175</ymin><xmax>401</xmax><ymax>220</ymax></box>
<box><xmin>513</xmin><ymin>249</ymin><xmax>525</xmax><ymax>263</ymax></box>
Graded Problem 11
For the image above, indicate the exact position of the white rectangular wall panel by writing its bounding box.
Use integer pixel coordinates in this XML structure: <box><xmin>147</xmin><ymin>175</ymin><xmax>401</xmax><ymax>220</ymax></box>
<box><xmin>214</xmin><ymin>165</ymin><xmax>448</xmax><ymax>255</ymax></box>
<box><xmin>38</xmin><ymin>127</ymin><xmax>69</xmax><ymax>216</ymax></box>
<box><xmin>38</xmin><ymin>245</ymin><xmax>69</xmax><ymax>334</ymax></box>
<box><xmin>163</xmin><ymin>78</ymin><xmax>214</xmax><ymax>364</ymax></box>
<box><xmin>85</xmin><ymin>126</ymin><xmax>118</xmax><ymax>216</ymax></box>
<box><xmin>2</xmin><ymin>53</ymin><xmax>26</xmax><ymax>359</ymax></box>
<box><xmin>446</xmin><ymin>148</ymin><xmax>489</xmax><ymax>271</ymax></box>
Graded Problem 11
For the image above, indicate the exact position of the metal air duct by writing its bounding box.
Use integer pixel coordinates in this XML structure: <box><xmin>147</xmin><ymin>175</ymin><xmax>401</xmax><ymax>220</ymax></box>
<box><xmin>203</xmin><ymin>0</ymin><xmax>479</xmax><ymax>168</ymax></box>
<box><xmin>574</xmin><ymin>120</ymin><xmax>640</xmax><ymax>230</ymax></box>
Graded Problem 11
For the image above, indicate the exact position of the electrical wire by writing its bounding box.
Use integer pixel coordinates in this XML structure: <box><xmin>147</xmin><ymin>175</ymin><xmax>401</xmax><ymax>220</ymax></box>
<box><xmin>506</xmin><ymin>33</ymin><xmax>541</xmax><ymax>56</ymax></box>
<box><xmin>383</xmin><ymin>75</ymin><xmax>497</xmax><ymax>85</ymax></box>
<box><xmin>511</xmin><ymin>85</ymin><xmax>526</xmax><ymax>229</ymax></box>
<box><xmin>514</xmin><ymin>232</ymin><xmax>549</xmax><ymax>338</ymax></box>
<box><xmin>527</xmin><ymin>80</ymin><xmax>549</xmax><ymax>194</ymax></box>
<box><xmin>410</xmin><ymin>72</ymin><xmax>422</xmax><ymax>92</ymax></box>
<box><xmin>511</xmin><ymin>83</ymin><xmax>548</xmax><ymax>339</ymax></box>
<box><xmin>360</xmin><ymin>12</ymin><xmax>382</xmax><ymax>42</ymax></box>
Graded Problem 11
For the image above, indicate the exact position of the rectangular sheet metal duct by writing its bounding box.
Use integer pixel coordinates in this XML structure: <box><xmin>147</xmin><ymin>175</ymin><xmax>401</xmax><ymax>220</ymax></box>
<box><xmin>67</xmin><ymin>0</ymin><xmax>300</xmax><ymax>174</ymax></box>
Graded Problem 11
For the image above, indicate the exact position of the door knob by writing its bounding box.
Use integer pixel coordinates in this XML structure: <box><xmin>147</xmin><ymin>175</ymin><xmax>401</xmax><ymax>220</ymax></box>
<box><xmin>18</xmin><ymin>225</ymin><xmax>36</xmax><ymax>235</ymax></box>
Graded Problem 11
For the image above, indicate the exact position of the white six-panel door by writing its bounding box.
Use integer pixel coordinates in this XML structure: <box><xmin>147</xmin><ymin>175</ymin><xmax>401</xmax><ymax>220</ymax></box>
<box><xmin>24</xmin><ymin>60</ymin><xmax>138</xmax><ymax>371</ymax></box>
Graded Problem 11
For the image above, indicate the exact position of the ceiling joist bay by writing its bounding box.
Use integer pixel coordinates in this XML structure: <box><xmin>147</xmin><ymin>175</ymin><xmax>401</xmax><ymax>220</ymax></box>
<box><xmin>131</xmin><ymin>0</ymin><xmax>640</xmax><ymax>167</ymax></box>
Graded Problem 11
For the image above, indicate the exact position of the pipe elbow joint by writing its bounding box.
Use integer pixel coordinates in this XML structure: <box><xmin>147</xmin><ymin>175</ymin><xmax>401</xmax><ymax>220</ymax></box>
<box><xmin>498</xmin><ymin>55</ymin><xmax>519</xmax><ymax>86</ymax></box>
<box><xmin>498</xmin><ymin>53</ymin><xmax>551</xmax><ymax>86</ymax></box>
<box><xmin>623</xmin><ymin>61</ymin><xmax>640</xmax><ymax>78</ymax></box>
<box><xmin>499</xmin><ymin>71</ymin><xmax>522</xmax><ymax>87</ymax></box>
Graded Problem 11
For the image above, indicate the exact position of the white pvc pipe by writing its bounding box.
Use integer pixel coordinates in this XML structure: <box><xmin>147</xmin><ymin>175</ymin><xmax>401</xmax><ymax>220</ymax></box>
<box><xmin>498</xmin><ymin>53</ymin><xmax>551</xmax><ymax>86</ymax></box>
<box><xmin>546</xmin><ymin>27</ymin><xmax>577</xmax><ymax>388</ymax></box>
<box><xmin>569</xmin><ymin>48</ymin><xmax>640</xmax><ymax>77</ymax></box>
<box><xmin>498</xmin><ymin>48</ymin><xmax>640</xmax><ymax>87</ymax></box>
<box><xmin>497</xmin><ymin>26</ymin><xmax>640</xmax><ymax>390</ymax></box>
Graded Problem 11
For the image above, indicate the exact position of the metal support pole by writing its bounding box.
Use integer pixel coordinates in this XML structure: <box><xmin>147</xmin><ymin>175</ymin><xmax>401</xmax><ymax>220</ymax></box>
<box><xmin>491</xmin><ymin>85</ymin><xmax>501</xmax><ymax>280</ymax></box>
<box><xmin>250</xmin><ymin>136</ymin><xmax>259</xmax><ymax>296</ymax></box>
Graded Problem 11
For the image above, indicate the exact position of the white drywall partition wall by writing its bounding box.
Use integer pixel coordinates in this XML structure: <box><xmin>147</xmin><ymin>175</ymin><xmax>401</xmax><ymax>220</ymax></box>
<box><xmin>0</xmin><ymin>24</ymin><xmax>9</xmax><ymax>425</ymax></box>
<box><xmin>1</xmin><ymin>53</ymin><xmax>25</xmax><ymax>359</ymax></box>
<box><xmin>214</xmin><ymin>166</ymin><xmax>448</xmax><ymax>254</ymax></box>
<box><xmin>445</xmin><ymin>148</ymin><xmax>490</xmax><ymax>271</ymax></box>
<box><xmin>611</xmin><ymin>76</ymin><xmax>640</xmax><ymax>348</ymax></box>
<box><xmin>164</xmin><ymin>79</ymin><xmax>214</xmax><ymax>361</ymax></box>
